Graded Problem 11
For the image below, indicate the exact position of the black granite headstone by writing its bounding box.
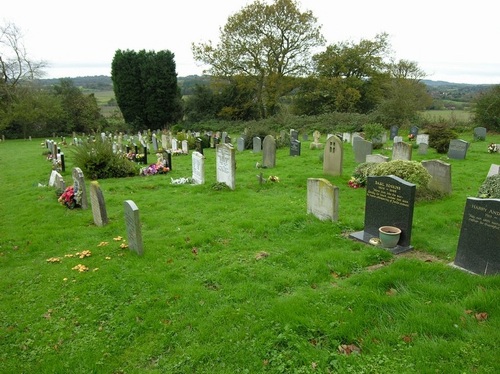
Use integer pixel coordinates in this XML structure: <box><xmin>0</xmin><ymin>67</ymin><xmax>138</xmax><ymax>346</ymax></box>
<box><xmin>349</xmin><ymin>175</ymin><xmax>416</xmax><ymax>253</ymax></box>
<box><xmin>196</xmin><ymin>137</ymin><xmax>204</xmax><ymax>155</ymax></box>
<box><xmin>410</xmin><ymin>125</ymin><xmax>419</xmax><ymax>137</ymax></box>
<box><xmin>290</xmin><ymin>139</ymin><xmax>301</xmax><ymax>156</ymax></box>
<box><xmin>453</xmin><ymin>197</ymin><xmax>500</xmax><ymax>275</ymax></box>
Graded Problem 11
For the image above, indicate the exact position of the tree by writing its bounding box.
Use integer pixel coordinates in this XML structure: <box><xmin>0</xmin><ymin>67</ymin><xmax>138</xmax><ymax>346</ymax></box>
<box><xmin>473</xmin><ymin>85</ymin><xmax>500</xmax><ymax>131</ymax></box>
<box><xmin>111</xmin><ymin>49</ymin><xmax>183</xmax><ymax>131</ymax></box>
<box><xmin>192</xmin><ymin>0</ymin><xmax>325</xmax><ymax>119</ymax></box>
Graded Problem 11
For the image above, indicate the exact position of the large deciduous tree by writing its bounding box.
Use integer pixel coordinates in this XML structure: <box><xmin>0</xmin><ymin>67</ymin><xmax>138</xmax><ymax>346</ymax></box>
<box><xmin>192</xmin><ymin>0</ymin><xmax>325</xmax><ymax>119</ymax></box>
<box><xmin>111</xmin><ymin>49</ymin><xmax>183</xmax><ymax>131</ymax></box>
<box><xmin>473</xmin><ymin>85</ymin><xmax>500</xmax><ymax>131</ymax></box>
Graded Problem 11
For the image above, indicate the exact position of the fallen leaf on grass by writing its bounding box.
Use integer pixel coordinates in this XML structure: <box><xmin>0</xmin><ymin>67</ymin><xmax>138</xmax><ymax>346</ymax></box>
<box><xmin>475</xmin><ymin>312</ymin><xmax>488</xmax><ymax>321</ymax></box>
<box><xmin>72</xmin><ymin>264</ymin><xmax>89</xmax><ymax>272</ymax></box>
<box><xmin>120</xmin><ymin>243</ymin><xmax>128</xmax><ymax>249</ymax></box>
<box><xmin>46</xmin><ymin>257</ymin><xmax>61</xmax><ymax>263</ymax></box>
<box><xmin>192</xmin><ymin>247</ymin><xmax>198</xmax><ymax>255</ymax></box>
<box><xmin>105</xmin><ymin>256</ymin><xmax>111</xmax><ymax>260</ymax></box>
<box><xmin>386</xmin><ymin>288</ymin><xmax>398</xmax><ymax>296</ymax></box>
<box><xmin>255</xmin><ymin>251</ymin><xmax>269</xmax><ymax>260</ymax></box>
<box><xmin>338</xmin><ymin>344</ymin><xmax>361</xmax><ymax>355</ymax></box>
<box><xmin>76</xmin><ymin>250</ymin><xmax>92</xmax><ymax>258</ymax></box>
<box><xmin>113</xmin><ymin>236</ymin><xmax>123</xmax><ymax>241</ymax></box>
<box><xmin>97</xmin><ymin>242</ymin><xmax>109</xmax><ymax>247</ymax></box>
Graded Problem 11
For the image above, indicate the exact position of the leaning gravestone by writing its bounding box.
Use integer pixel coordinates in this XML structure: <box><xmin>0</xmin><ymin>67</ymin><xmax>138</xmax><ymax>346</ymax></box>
<box><xmin>124</xmin><ymin>200</ymin><xmax>143</xmax><ymax>256</ymax></box>
<box><xmin>262</xmin><ymin>135</ymin><xmax>276</xmax><ymax>168</ymax></box>
<box><xmin>216</xmin><ymin>143</ymin><xmax>236</xmax><ymax>190</ymax></box>
<box><xmin>352</xmin><ymin>137</ymin><xmax>372</xmax><ymax>163</ymax></box>
<box><xmin>473</xmin><ymin>127</ymin><xmax>487</xmax><ymax>141</ymax></box>
<box><xmin>422</xmin><ymin>160</ymin><xmax>452</xmax><ymax>195</ymax></box>
<box><xmin>323</xmin><ymin>135</ymin><xmax>343</xmax><ymax>176</ymax></box>
<box><xmin>453</xmin><ymin>197</ymin><xmax>500</xmax><ymax>275</ymax></box>
<box><xmin>349</xmin><ymin>175</ymin><xmax>416</xmax><ymax>254</ymax></box>
<box><xmin>72</xmin><ymin>167</ymin><xmax>88</xmax><ymax>209</ymax></box>
<box><xmin>90</xmin><ymin>181</ymin><xmax>108</xmax><ymax>227</ymax></box>
<box><xmin>290</xmin><ymin>139</ymin><xmax>301</xmax><ymax>156</ymax></box>
<box><xmin>307</xmin><ymin>178</ymin><xmax>339</xmax><ymax>221</ymax></box>
<box><xmin>448</xmin><ymin>139</ymin><xmax>469</xmax><ymax>159</ymax></box>
<box><xmin>192</xmin><ymin>151</ymin><xmax>205</xmax><ymax>185</ymax></box>
<box><xmin>392</xmin><ymin>142</ymin><xmax>412</xmax><ymax>161</ymax></box>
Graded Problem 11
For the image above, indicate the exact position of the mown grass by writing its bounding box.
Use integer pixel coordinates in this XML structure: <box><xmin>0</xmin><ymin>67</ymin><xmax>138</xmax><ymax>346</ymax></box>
<box><xmin>1</xmin><ymin>132</ymin><xmax>499</xmax><ymax>373</ymax></box>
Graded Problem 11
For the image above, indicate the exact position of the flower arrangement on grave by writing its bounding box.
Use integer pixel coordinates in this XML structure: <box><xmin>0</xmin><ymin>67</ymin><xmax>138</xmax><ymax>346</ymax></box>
<box><xmin>125</xmin><ymin>152</ymin><xmax>136</xmax><ymax>161</ymax></box>
<box><xmin>268</xmin><ymin>175</ymin><xmax>280</xmax><ymax>182</ymax></box>
<box><xmin>171</xmin><ymin>149</ymin><xmax>184</xmax><ymax>156</ymax></box>
<box><xmin>135</xmin><ymin>153</ymin><xmax>145</xmax><ymax>162</ymax></box>
<box><xmin>408</xmin><ymin>134</ymin><xmax>415</xmax><ymax>142</ymax></box>
<box><xmin>488</xmin><ymin>143</ymin><xmax>498</xmax><ymax>153</ymax></box>
<box><xmin>348</xmin><ymin>162</ymin><xmax>377</xmax><ymax>189</ymax></box>
<box><xmin>139</xmin><ymin>162</ymin><xmax>170</xmax><ymax>176</ymax></box>
<box><xmin>348</xmin><ymin>176</ymin><xmax>363</xmax><ymax>189</ymax></box>
<box><xmin>57</xmin><ymin>186</ymin><xmax>82</xmax><ymax>209</ymax></box>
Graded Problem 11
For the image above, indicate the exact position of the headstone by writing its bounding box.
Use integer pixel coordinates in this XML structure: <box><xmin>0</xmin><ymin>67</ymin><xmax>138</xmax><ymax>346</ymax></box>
<box><xmin>310</xmin><ymin>130</ymin><xmax>323</xmax><ymax>149</ymax></box>
<box><xmin>352</xmin><ymin>137</ymin><xmax>373</xmax><ymax>163</ymax></box>
<box><xmin>448</xmin><ymin>139</ymin><xmax>469</xmax><ymax>159</ymax></box>
<box><xmin>172</xmin><ymin>138</ymin><xmax>178</xmax><ymax>152</ymax></box>
<box><xmin>392</xmin><ymin>142</ymin><xmax>412</xmax><ymax>161</ymax></box>
<box><xmin>349</xmin><ymin>175</ymin><xmax>416</xmax><ymax>254</ymax></box>
<box><xmin>302</xmin><ymin>133</ymin><xmax>309</xmax><ymax>141</ymax></box>
<box><xmin>152</xmin><ymin>134</ymin><xmax>158</xmax><ymax>151</ymax></box>
<box><xmin>124</xmin><ymin>200</ymin><xmax>143</xmax><ymax>256</ymax></box>
<box><xmin>262</xmin><ymin>135</ymin><xmax>276</xmax><ymax>168</ymax></box>
<box><xmin>418</xmin><ymin>143</ymin><xmax>428</xmax><ymax>155</ymax></box>
<box><xmin>393</xmin><ymin>136</ymin><xmax>403</xmax><ymax>143</ymax></box>
<box><xmin>290</xmin><ymin>129</ymin><xmax>298</xmax><ymax>141</ymax></box>
<box><xmin>72</xmin><ymin>167</ymin><xmax>88</xmax><ymax>209</ymax></box>
<box><xmin>307</xmin><ymin>178</ymin><xmax>339</xmax><ymax>221</ymax></box>
<box><xmin>252</xmin><ymin>136</ymin><xmax>262</xmax><ymax>153</ymax></box>
<box><xmin>290</xmin><ymin>139</ymin><xmax>301</xmax><ymax>157</ymax></box>
<box><xmin>49</xmin><ymin>170</ymin><xmax>65</xmax><ymax>190</ymax></box>
<box><xmin>453</xmin><ymin>197</ymin><xmax>500</xmax><ymax>275</ymax></box>
<box><xmin>192</xmin><ymin>151</ymin><xmax>205</xmax><ymax>185</ymax></box>
<box><xmin>473</xmin><ymin>127</ymin><xmax>487</xmax><ymax>141</ymax></box>
<box><xmin>416</xmin><ymin>134</ymin><xmax>429</xmax><ymax>145</ymax></box>
<box><xmin>487</xmin><ymin>164</ymin><xmax>500</xmax><ymax>177</ymax></box>
<box><xmin>342</xmin><ymin>132</ymin><xmax>352</xmax><ymax>143</ymax></box>
<box><xmin>90</xmin><ymin>181</ymin><xmax>108</xmax><ymax>227</ymax></box>
<box><xmin>237</xmin><ymin>137</ymin><xmax>245</xmax><ymax>152</ymax></box>
<box><xmin>366</xmin><ymin>154</ymin><xmax>389</xmax><ymax>163</ymax></box>
<box><xmin>195</xmin><ymin>137</ymin><xmax>204</xmax><ymax>155</ymax></box>
<box><xmin>216</xmin><ymin>143</ymin><xmax>236</xmax><ymax>190</ymax></box>
<box><xmin>390</xmin><ymin>125</ymin><xmax>399</xmax><ymax>140</ymax></box>
<box><xmin>323</xmin><ymin>135</ymin><xmax>343</xmax><ymax>176</ymax></box>
<box><xmin>422</xmin><ymin>160</ymin><xmax>452</xmax><ymax>195</ymax></box>
<box><xmin>410</xmin><ymin>125</ymin><xmax>419</xmax><ymax>137</ymax></box>
<box><xmin>161</xmin><ymin>134</ymin><xmax>168</xmax><ymax>149</ymax></box>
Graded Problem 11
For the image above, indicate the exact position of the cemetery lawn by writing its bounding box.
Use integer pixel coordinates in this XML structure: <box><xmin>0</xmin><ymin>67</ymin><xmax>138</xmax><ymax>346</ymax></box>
<box><xmin>1</xmin><ymin>135</ymin><xmax>500</xmax><ymax>373</ymax></box>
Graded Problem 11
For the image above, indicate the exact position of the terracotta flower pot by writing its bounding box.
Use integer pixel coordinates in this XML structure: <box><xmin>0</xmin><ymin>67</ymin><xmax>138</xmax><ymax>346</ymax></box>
<box><xmin>378</xmin><ymin>226</ymin><xmax>401</xmax><ymax>248</ymax></box>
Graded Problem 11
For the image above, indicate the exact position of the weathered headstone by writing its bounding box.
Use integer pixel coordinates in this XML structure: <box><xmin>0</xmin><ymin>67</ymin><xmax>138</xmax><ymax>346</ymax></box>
<box><xmin>392</xmin><ymin>142</ymin><xmax>412</xmax><ymax>161</ymax></box>
<box><xmin>307</xmin><ymin>178</ymin><xmax>339</xmax><ymax>221</ymax></box>
<box><xmin>487</xmin><ymin>164</ymin><xmax>500</xmax><ymax>177</ymax></box>
<box><xmin>352</xmin><ymin>137</ymin><xmax>372</xmax><ymax>163</ymax></box>
<box><xmin>252</xmin><ymin>136</ymin><xmax>262</xmax><ymax>153</ymax></box>
<box><xmin>290</xmin><ymin>139</ymin><xmax>301</xmax><ymax>157</ymax></box>
<box><xmin>410</xmin><ymin>125</ymin><xmax>419</xmax><ymax>137</ymax></box>
<box><xmin>448</xmin><ymin>139</ymin><xmax>469</xmax><ymax>159</ymax></box>
<box><xmin>453</xmin><ymin>197</ymin><xmax>500</xmax><ymax>275</ymax></box>
<box><xmin>389</xmin><ymin>125</ymin><xmax>399</xmax><ymax>140</ymax></box>
<box><xmin>171</xmin><ymin>138</ymin><xmax>178</xmax><ymax>152</ymax></box>
<box><xmin>72</xmin><ymin>167</ymin><xmax>88</xmax><ymax>209</ymax></box>
<box><xmin>49</xmin><ymin>170</ymin><xmax>65</xmax><ymax>191</ymax></box>
<box><xmin>161</xmin><ymin>134</ymin><xmax>168</xmax><ymax>150</ymax></box>
<box><xmin>124</xmin><ymin>200</ymin><xmax>143</xmax><ymax>256</ymax></box>
<box><xmin>90</xmin><ymin>181</ymin><xmax>108</xmax><ymax>227</ymax></box>
<box><xmin>182</xmin><ymin>140</ymin><xmax>189</xmax><ymax>154</ymax></box>
<box><xmin>216</xmin><ymin>143</ymin><xmax>236</xmax><ymax>189</ymax></box>
<box><xmin>192</xmin><ymin>151</ymin><xmax>205</xmax><ymax>185</ymax></box>
<box><xmin>237</xmin><ymin>137</ymin><xmax>245</xmax><ymax>152</ymax></box>
<box><xmin>323</xmin><ymin>135</ymin><xmax>343</xmax><ymax>176</ymax></box>
<box><xmin>152</xmin><ymin>134</ymin><xmax>158</xmax><ymax>151</ymax></box>
<box><xmin>473</xmin><ymin>127</ymin><xmax>487</xmax><ymax>141</ymax></box>
<box><xmin>290</xmin><ymin>129</ymin><xmax>298</xmax><ymax>141</ymax></box>
<box><xmin>302</xmin><ymin>133</ymin><xmax>309</xmax><ymax>141</ymax></box>
<box><xmin>393</xmin><ymin>136</ymin><xmax>403</xmax><ymax>143</ymax></box>
<box><xmin>422</xmin><ymin>160</ymin><xmax>452</xmax><ymax>195</ymax></box>
<box><xmin>416</xmin><ymin>134</ymin><xmax>429</xmax><ymax>145</ymax></box>
<box><xmin>418</xmin><ymin>143</ymin><xmax>428</xmax><ymax>155</ymax></box>
<box><xmin>310</xmin><ymin>130</ymin><xmax>323</xmax><ymax>150</ymax></box>
<box><xmin>342</xmin><ymin>132</ymin><xmax>352</xmax><ymax>143</ymax></box>
<box><xmin>366</xmin><ymin>154</ymin><xmax>389</xmax><ymax>163</ymax></box>
<box><xmin>349</xmin><ymin>175</ymin><xmax>416</xmax><ymax>254</ymax></box>
<box><xmin>262</xmin><ymin>135</ymin><xmax>276</xmax><ymax>168</ymax></box>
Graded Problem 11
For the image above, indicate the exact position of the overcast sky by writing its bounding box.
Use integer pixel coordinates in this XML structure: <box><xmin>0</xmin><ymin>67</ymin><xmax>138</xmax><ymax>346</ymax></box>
<box><xmin>3</xmin><ymin>0</ymin><xmax>499</xmax><ymax>84</ymax></box>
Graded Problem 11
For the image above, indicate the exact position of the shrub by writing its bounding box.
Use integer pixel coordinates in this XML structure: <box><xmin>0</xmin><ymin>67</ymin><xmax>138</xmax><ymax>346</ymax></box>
<box><xmin>71</xmin><ymin>139</ymin><xmax>138</xmax><ymax>180</ymax></box>
<box><xmin>363</xmin><ymin>123</ymin><xmax>385</xmax><ymax>149</ymax></box>
<box><xmin>478</xmin><ymin>174</ymin><xmax>500</xmax><ymax>198</ymax></box>
<box><xmin>371</xmin><ymin>160</ymin><xmax>431</xmax><ymax>189</ymax></box>
<box><xmin>350</xmin><ymin>162</ymin><xmax>378</xmax><ymax>187</ymax></box>
<box><xmin>424</xmin><ymin>122</ymin><xmax>457</xmax><ymax>153</ymax></box>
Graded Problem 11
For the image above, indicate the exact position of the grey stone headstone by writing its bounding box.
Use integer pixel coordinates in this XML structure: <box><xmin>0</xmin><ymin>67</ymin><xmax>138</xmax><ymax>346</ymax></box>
<box><xmin>416</xmin><ymin>134</ymin><xmax>429</xmax><ymax>145</ymax></box>
<box><xmin>392</xmin><ymin>142</ymin><xmax>412</xmax><ymax>161</ymax></box>
<box><xmin>216</xmin><ymin>143</ymin><xmax>236</xmax><ymax>189</ymax></box>
<box><xmin>453</xmin><ymin>197</ymin><xmax>500</xmax><ymax>275</ymax></box>
<box><xmin>487</xmin><ymin>164</ymin><xmax>500</xmax><ymax>177</ymax></box>
<box><xmin>290</xmin><ymin>139</ymin><xmax>301</xmax><ymax>156</ymax></box>
<box><xmin>307</xmin><ymin>178</ymin><xmax>339</xmax><ymax>221</ymax></box>
<box><xmin>237</xmin><ymin>137</ymin><xmax>245</xmax><ymax>152</ymax></box>
<box><xmin>393</xmin><ymin>136</ymin><xmax>403</xmax><ymax>143</ymax></box>
<box><xmin>124</xmin><ymin>200</ymin><xmax>143</xmax><ymax>256</ymax></box>
<box><xmin>262</xmin><ymin>135</ymin><xmax>276</xmax><ymax>168</ymax></box>
<box><xmin>90</xmin><ymin>181</ymin><xmax>108</xmax><ymax>227</ymax></box>
<box><xmin>366</xmin><ymin>154</ymin><xmax>389</xmax><ymax>163</ymax></box>
<box><xmin>473</xmin><ymin>127</ymin><xmax>487</xmax><ymax>141</ymax></box>
<box><xmin>349</xmin><ymin>175</ymin><xmax>416</xmax><ymax>253</ymax></box>
<box><xmin>342</xmin><ymin>132</ymin><xmax>352</xmax><ymax>143</ymax></box>
<box><xmin>418</xmin><ymin>143</ymin><xmax>428</xmax><ymax>155</ymax></box>
<box><xmin>152</xmin><ymin>134</ymin><xmax>158</xmax><ymax>151</ymax></box>
<box><xmin>422</xmin><ymin>160</ymin><xmax>452</xmax><ymax>195</ymax></box>
<box><xmin>352</xmin><ymin>137</ymin><xmax>372</xmax><ymax>163</ymax></box>
<box><xmin>323</xmin><ymin>135</ymin><xmax>343</xmax><ymax>176</ymax></box>
<box><xmin>448</xmin><ymin>139</ymin><xmax>469</xmax><ymax>159</ymax></box>
<box><xmin>72</xmin><ymin>167</ymin><xmax>88</xmax><ymax>209</ymax></box>
<box><xmin>302</xmin><ymin>133</ymin><xmax>309</xmax><ymax>141</ymax></box>
<box><xmin>182</xmin><ymin>140</ymin><xmax>189</xmax><ymax>154</ymax></box>
<box><xmin>252</xmin><ymin>137</ymin><xmax>262</xmax><ymax>153</ymax></box>
<box><xmin>192</xmin><ymin>151</ymin><xmax>205</xmax><ymax>185</ymax></box>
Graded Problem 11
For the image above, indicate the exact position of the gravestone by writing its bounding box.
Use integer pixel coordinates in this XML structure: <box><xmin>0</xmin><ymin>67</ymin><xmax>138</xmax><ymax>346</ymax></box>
<box><xmin>410</xmin><ymin>125</ymin><xmax>419</xmax><ymax>137</ymax></box>
<box><xmin>310</xmin><ymin>130</ymin><xmax>323</xmax><ymax>150</ymax></box>
<box><xmin>342</xmin><ymin>132</ymin><xmax>352</xmax><ymax>143</ymax></box>
<box><xmin>448</xmin><ymin>139</ymin><xmax>469</xmax><ymax>159</ymax></box>
<box><xmin>237</xmin><ymin>137</ymin><xmax>245</xmax><ymax>152</ymax></box>
<box><xmin>72</xmin><ymin>167</ymin><xmax>88</xmax><ymax>209</ymax></box>
<box><xmin>323</xmin><ymin>135</ymin><xmax>343</xmax><ymax>176</ymax></box>
<box><xmin>487</xmin><ymin>164</ymin><xmax>500</xmax><ymax>177</ymax></box>
<box><xmin>473</xmin><ymin>127</ymin><xmax>487</xmax><ymax>141</ymax></box>
<box><xmin>90</xmin><ymin>181</ymin><xmax>108</xmax><ymax>227</ymax></box>
<box><xmin>182</xmin><ymin>140</ymin><xmax>189</xmax><ymax>154</ymax></box>
<box><xmin>290</xmin><ymin>129</ymin><xmax>298</xmax><ymax>141</ymax></box>
<box><xmin>195</xmin><ymin>137</ymin><xmax>204</xmax><ymax>155</ymax></box>
<box><xmin>307</xmin><ymin>178</ymin><xmax>339</xmax><ymax>221</ymax></box>
<box><xmin>418</xmin><ymin>143</ymin><xmax>428</xmax><ymax>155</ymax></box>
<box><xmin>422</xmin><ymin>160</ymin><xmax>452</xmax><ymax>195</ymax></box>
<box><xmin>161</xmin><ymin>134</ymin><xmax>168</xmax><ymax>149</ymax></box>
<box><xmin>393</xmin><ymin>136</ymin><xmax>403</xmax><ymax>143</ymax></box>
<box><xmin>152</xmin><ymin>134</ymin><xmax>158</xmax><ymax>151</ymax></box>
<box><xmin>49</xmin><ymin>170</ymin><xmax>65</xmax><ymax>191</ymax></box>
<box><xmin>162</xmin><ymin>150</ymin><xmax>173</xmax><ymax>171</ymax></box>
<box><xmin>390</xmin><ymin>125</ymin><xmax>399</xmax><ymax>140</ymax></box>
<box><xmin>453</xmin><ymin>197</ymin><xmax>500</xmax><ymax>275</ymax></box>
<box><xmin>216</xmin><ymin>143</ymin><xmax>236</xmax><ymax>190</ymax></box>
<box><xmin>252</xmin><ymin>136</ymin><xmax>262</xmax><ymax>153</ymax></box>
<box><xmin>290</xmin><ymin>139</ymin><xmax>301</xmax><ymax>156</ymax></box>
<box><xmin>302</xmin><ymin>133</ymin><xmax>309</xmax><ymax>141</ymax></box>
<box><xmin>124</xmin><ymin>200</ymin><xmax>143</xmax><ymax>256</ymax></box>
<box><xmin>262</xmin><ymin>135</ymin><xmax>276</xmax><ymax>168</ymax></box>
<box><xmin>366</xmin><ymin>154</ymin><xmax>389</xmax><ymax>163</ymax></box>
<box><xmin>392</xmin><ymin>142</ymin><xmax>412</xmax><ymax>161</ymax></box>
<box><xmin>349</xmin><ymin>175</ymin><xmax>416</xmax><ymax>254</ymax></box>
<box><xmin>352</xmin><ymin>137</ymin><xmax>372</xmax><ymax>163</ymax></box>
<box><xmin>416</xmin><ymin>134</ymin><xmax>429</xmax><ymax>145</ymax></box>
<box><xmin>171</xmin><ymin>138</ymin><xmax>178</xmax><ymax>152</ymax></box>
<box><xmin>192</xmin><ymin>151</ymin><xmax>205</xmax><ymax>185</ymax></box>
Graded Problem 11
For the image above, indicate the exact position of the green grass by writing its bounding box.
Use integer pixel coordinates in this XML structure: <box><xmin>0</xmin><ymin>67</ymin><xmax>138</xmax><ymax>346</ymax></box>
<box><xmin>1</xmin><ymin>133</ymin><xmax>499</xmax><ymax>373</ymax></box>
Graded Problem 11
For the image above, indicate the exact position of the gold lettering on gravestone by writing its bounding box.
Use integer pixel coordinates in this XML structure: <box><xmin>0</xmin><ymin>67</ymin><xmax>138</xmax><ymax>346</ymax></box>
<box><xmin>367</xmin><ymin>180</ymin><xmax>409</xmax><ymax>207</ymax></box>
<box><xmin>468</xmin><ymin>204</ymin><xmax>500</xmax><ymax>230</ymax></box>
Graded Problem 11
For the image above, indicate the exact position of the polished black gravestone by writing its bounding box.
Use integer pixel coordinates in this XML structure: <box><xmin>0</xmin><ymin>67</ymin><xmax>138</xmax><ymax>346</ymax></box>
<box><xmin>453</xmin><ymin>197</ymin><xmax>500</xmax><ymax>275</ymax></box>
<box><xmin>349</xmin><ymin>175</ymin><xmax>416</xmax><ymax>254</ymax></box>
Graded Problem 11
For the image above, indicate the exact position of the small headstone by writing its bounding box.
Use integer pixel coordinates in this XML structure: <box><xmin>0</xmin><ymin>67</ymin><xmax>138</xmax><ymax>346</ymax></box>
<box><xmin>310</xmin><ymin>130</ymin><xmax>323</xmax><ymax>149</ymax></box>
<box><xmin>342</xmin><ymin>132</ymin><xmax>352</xmax><ymax>143</ymax></box>
<box><xmin>90</xmin><ymin>181</ymin><xmax>108</xmax><ymax>227</ymax></box>
<box><xmin>422</xmin><ymin>160</ymin><xmax>452</xmax><ymax>195</ymax></box>
<box><xmin>172</xmin><ymin>138</ymin><xmax>178</xmax><ymax>152</ymax></box>
<box><xmin>152</xmin><ymin>134</ymin><xmax>158</xmax><ymax>151</ymax></box>
<box><xmin>290</xmin><ymin>129</ymin><xmax>298</xmax><ymax>141</ymax></box>
<box><xmin>352</xmin><ymin>137</ymin><xmax>373</xmax><ymax>163</ymax></box>
<box><xmin>161</xmin><ymin>134</ymin><xmax>168</xmax><ymax>149</ymax></box>
<box><xmin>262</xmin><ymin>135</ymin><xmax>276</xmax><ymax>168</ymax></box>
<box><xmin>72</xmin><ymin>167</ymin><xmax>88</xmax><ymax>209</ymax></box>
<box><xmin>290</xmin><ymin>139</ymin><xmax>301</xmax><ymax>157</ymax></box>
<box><xmin>473</xmin><ymin>127</ymin><xmax>487</xmax><ymax>141</ymax></box>
<box><xmin>192</xmin><ymin>151</ymin><xmax>205</xmax><ymax>185</ymax></box>
<box><xmin>124</xmin><ymin>200</ymin><xmax>143</xmax><ymax>256</ymax></box>
<box><xmin>195</xmin><ymin>137</ymin><xmax>204</xmax><ymax>155</ymax></box>
<box><xmin>182</xmin><ymin>140</ymin><xmax>189</xmax><ymax>154</ymax></box>
<box><xmin>416</xmin><ymin>134</ymin><xmax>429</xmax><ymax>145</ymax></box>
<box><xmin>448</xmin><ymin>139</ymin><xmax>469</xmax><ymax>159</ymax></box>
<box><xmin>392</xmin><ymin>142</ymin><xmax>412</xmax><ymax>161</ymax></box>
<box><xmin>390</xmin><ymin>125</ymin><xmax>399</xmax><ymax>140</ymax></box>
<box><xmin>487</xmin><ymin>164</ymin><xmax>500</xmax><ymax>177</ymax></box>
<box><xmin>453</xmin><ymin>197</ymin><xmax>500</xmax><ymax>275</ymax></box>
<box><xmin>302</xmin><ymin>133</ymin><xmax>309</xmax><ymax>141</ymax></box>
<box><xmin>323</xmin><ymin>135</ymin><xmax>343</xmax><ymax>176</ymax></box>
<box><xmin>410</xmin><ymin>125</ymin><xmax>419</xmax><ymax>137</ymax></box>
<box><xmin>366</xmin><ymin>154</ymin><xmax>389</xmax><ymax>163</ymax></box>
<box><xmin>252</xmin><ymin>137</ymin><xmax>262</xmax><ymax>153</ymax></box>
<box><xmin>418</xmin><ymin>143</ymin><xmax>428</xmax><ymax>155</ymax></box>
<box><xmin>393</xmin><ymin>136</ymin><xmax>403</xmax><ymax>143</ymax></box>
<box><xmin>237</xmin><ymin>137</ymin><xmax>245</xmax><ymax>152</ymax></box>
<box><xmin>349</xmin><ymin>175</ymin><xmax>416</xmax><ymax>254</ymax></box>
<box><xmin>216</xmin><ymin>143</ymin><xmax>236</xmax><ymax>189</ymax></box>
<box><xmin>307</xmin><ymin>178</ymin><xmax>339</xmax><ymax>221</ymax></box>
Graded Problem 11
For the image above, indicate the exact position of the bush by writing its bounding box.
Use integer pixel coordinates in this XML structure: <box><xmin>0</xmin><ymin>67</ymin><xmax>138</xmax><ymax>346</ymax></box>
<box><xmin>71</xmin><ymin>139</ymin><xmax>138</xmax><ymax>180</ymax></box>
<box><xmin>350</xmin><ymin>162</ymin><xmax>378</xmax><ymax>187</ymax></box>
<box><xmin>363</xmin><ymin>123</ymin><xmax>385</xmax><ymax>149</ymax></box>
<box><xmin>424</xmin><ymin>122</ymin><xmax>457</xmax><ymax>153</ymax></box>
<box><xmin>371</xmin><ymin>160</ymin><xmax>431</xmax><ymax>189</ymax></box>
<box><xmin>478</xmin><ymin>174</ymin><xmax>500</xmax><ymax>198</ymax></box>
